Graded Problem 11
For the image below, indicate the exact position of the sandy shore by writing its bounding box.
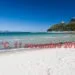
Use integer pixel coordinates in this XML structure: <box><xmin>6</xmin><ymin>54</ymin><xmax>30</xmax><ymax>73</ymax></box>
<box><xmin>0</xmin><ymin>48</ymin><xmax>75</xmax><ymax>75</ymax></box>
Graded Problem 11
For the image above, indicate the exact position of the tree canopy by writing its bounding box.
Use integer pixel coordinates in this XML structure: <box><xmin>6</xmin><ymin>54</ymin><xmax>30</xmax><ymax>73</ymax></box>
<box><xmin>47</xmin><ymin>18</ymin><xmax>75</xmax><ymax>31</ymax></box>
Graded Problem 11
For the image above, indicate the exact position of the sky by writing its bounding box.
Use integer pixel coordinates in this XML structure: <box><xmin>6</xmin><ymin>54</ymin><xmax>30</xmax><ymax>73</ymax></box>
<box><xmin>0</xmin><ymin>0</ymin><xmax>75</xmax><ymax>32</ymax></box>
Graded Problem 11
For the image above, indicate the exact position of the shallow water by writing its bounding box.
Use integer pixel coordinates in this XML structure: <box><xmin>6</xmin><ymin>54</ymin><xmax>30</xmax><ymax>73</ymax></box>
<box><xmin>0</xmin><ymin>32</ymin><xmax>75</xmax><ymax>49</ymax></box>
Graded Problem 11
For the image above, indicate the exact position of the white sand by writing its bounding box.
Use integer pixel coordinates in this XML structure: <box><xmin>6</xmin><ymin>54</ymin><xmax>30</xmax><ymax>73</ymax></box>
<box><xmin>0</xmin><ymin>48</ymin><xmax>75</xmax><ymax>75</ymax></box>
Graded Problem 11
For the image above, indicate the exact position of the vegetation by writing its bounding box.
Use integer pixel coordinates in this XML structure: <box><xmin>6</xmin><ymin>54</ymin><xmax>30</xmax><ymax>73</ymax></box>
<box><xmin>47</xmin><ymin>18</ymin><xmax>75</xmax><ymax>31</ymax></box>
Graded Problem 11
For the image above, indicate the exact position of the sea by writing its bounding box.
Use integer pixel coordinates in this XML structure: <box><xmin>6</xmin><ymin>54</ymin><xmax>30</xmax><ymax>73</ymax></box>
<box><xmin>0</xmin><ymin>32</ymin><xmax>75</xmax><ymax>49</ymax></box>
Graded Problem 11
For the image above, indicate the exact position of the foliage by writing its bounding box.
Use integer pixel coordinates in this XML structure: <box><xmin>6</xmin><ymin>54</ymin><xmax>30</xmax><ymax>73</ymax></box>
<box><xmin>47</xmin><ymin>19</ymin><xmax>75</xmax><ymax>31</ymax></box>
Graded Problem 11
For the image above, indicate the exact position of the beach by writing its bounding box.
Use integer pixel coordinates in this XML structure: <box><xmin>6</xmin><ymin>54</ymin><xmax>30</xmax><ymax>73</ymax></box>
<box><xmin>0</xmin><ymin>48</ymin><xmax>75</xmax><ymax>75</ymax></box>
<box><xmin>0</xmin><ymin>0</ymin><xmax>75</xmax><ymax>74</ymax></box>
<box><xmin>0</xmin><ymin>32</ymin><xmax>75</xmax><ymax>75</ymax></box>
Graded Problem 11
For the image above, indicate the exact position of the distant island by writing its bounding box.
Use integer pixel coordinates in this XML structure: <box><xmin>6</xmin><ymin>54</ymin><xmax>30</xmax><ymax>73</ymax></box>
<box><xmin>47</xmin><ymin>18</ymin><xmax>75</xmax><ymax>32</ymax></box>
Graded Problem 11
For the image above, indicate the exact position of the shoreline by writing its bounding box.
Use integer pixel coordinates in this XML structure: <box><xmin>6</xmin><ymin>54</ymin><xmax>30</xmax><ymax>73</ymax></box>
<box><xmin>47</xmin><ymin>31</ymin><xmax>75</xmax><ymax>33</ymax></box>
<box><xmin>0</xmin><ymin>41</ymin><xmax>75</xmax><ymax>50</ymax></box>
<box><xmin>0</xmin><ymin>42</ymin><xmax>75</xmax><ymax>55</ymax></box>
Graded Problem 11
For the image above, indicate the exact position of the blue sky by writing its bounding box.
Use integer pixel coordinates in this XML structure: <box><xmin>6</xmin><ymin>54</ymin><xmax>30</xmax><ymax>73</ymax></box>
<box><xmin>0</xmin><ymin>0</ymin><xmax>75</xmax><ymax>32</ymax></box>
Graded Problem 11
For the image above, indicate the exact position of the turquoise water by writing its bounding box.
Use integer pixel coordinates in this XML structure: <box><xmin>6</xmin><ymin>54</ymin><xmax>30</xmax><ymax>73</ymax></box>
<box><xmin>0</xmin><ymin>32</ymin><xmax>75</xmax><ymax>49</ymax></box>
